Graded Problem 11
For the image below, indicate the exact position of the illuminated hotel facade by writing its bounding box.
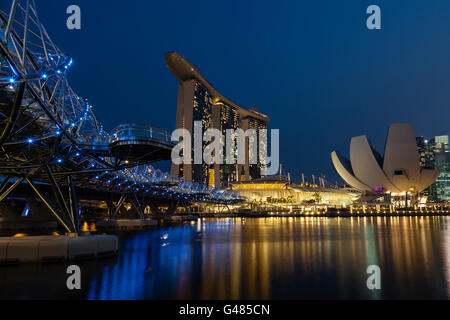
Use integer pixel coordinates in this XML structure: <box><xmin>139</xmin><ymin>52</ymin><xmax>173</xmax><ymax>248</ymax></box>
<box><xmin>165</xmin><ymin>52</ymin><xmax>270</xmax><ymax>187</ymax></box>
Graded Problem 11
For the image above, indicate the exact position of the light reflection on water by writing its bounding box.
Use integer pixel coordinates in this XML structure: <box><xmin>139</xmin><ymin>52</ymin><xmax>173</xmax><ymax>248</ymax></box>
<box><xmin>1</xmin><ymin>216</ymin><xmax>450</xmax><ymax>299</ymax></box>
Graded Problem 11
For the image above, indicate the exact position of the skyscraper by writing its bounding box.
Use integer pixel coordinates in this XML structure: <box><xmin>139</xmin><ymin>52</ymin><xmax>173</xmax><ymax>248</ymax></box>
<box><xmin>416</xmin><ymin>136</ymin><xmax>435</xmax><ymax>167</ymax></box>
<box><xmin>165</xmin><ymin>52</ymin><xmax>270</xmax><ymax>187</ymax></box>
<box><xmin>417</xmin><ymin>135</ymin><xmax>450</xmax><ymax>201</ymax></box>
<box><xmin>431</xmin><ymin>135</ymin><xmax>450</xmax><ymax>201</ymax></box>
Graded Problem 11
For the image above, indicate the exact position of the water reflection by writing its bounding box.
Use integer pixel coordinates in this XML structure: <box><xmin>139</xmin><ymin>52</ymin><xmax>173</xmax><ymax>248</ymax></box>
<box><xmin>442</xmin><ymin>218</ymin><xmax>450</xmax><ymax>298</ymax></box>
<box><xmin>1</xmin><ymin>217</ymin><xmax>450</xmax><ymax>299</ymax></box>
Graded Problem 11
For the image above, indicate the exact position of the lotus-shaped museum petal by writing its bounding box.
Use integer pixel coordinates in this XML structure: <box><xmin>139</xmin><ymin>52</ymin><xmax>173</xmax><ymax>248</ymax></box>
<box><xmin>331</xmin><ymin>123</ymin><xmax>439</xmax><ymax>193</ymax></box>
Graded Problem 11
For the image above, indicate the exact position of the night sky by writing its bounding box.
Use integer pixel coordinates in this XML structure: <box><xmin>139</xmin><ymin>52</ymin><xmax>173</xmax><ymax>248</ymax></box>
<box><xmin>33</xmin><ymin>0</ymin><xmax>450</xmax><ymax>183</ymax></box>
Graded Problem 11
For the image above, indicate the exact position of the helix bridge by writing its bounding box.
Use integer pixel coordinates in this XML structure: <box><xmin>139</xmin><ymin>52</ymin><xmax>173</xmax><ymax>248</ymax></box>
<box><xmin>0</xmin><ymin>0</ymin><xmax>244</xmax><ymax>233</ymax></box>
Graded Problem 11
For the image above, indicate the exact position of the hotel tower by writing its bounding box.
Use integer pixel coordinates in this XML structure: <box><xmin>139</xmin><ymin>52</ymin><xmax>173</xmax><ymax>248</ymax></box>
<box><xmin>165</xmin><ymin>52</ymin><xmax>270</xmax><ymax>187</ymax></box>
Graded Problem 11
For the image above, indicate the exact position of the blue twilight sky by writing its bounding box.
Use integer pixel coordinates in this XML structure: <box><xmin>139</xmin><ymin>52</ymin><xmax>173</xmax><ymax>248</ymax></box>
<box><xmin>32</xmin><ymin>0</ymin><xmax>450</xmax><ymax>183</ymax></box>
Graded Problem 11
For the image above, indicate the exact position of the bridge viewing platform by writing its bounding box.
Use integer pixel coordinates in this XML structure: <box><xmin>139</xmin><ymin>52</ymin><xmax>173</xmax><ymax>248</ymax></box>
<box><xmin>109</xmin><ymin>124</ymin><xmax>174</xmax><ymax>162</ymax></box>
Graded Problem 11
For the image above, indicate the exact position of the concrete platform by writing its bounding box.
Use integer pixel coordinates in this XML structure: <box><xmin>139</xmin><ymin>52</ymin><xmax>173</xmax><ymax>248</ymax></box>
<box><xmin>96</xmin><ymin>219</ymin><xmax>158</xmax><ymax>231</ymax></box>
<box><xmin>0</xmin><ymin>235</ymin><xmax>118</xmax><ymax>265</ymax></box>
<box><xmin>0</xmin><ymin>221</ymin><xmax>58</xmax><ymax>233</ymax></box>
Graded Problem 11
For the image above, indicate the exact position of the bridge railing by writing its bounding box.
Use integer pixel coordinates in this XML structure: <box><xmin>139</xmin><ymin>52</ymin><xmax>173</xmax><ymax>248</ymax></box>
<box><xmin>109</xmin><ymin>124</ymin><xmax>172</xmax><ymax>145</ymax></box>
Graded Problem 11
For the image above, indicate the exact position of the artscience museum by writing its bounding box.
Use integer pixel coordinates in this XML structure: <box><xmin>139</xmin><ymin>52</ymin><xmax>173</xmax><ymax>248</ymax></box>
<box><xmin>331</xmin><ymin>123</ymin><xmax>439</xmax><ymax>199</ymax></box>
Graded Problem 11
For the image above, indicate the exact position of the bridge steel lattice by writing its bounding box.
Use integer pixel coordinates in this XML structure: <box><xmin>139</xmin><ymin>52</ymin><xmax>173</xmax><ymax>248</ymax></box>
<box><xmin>0</xmin><ymin>0</ymin><xmax>243</xmax><ymax>234</ymax></box>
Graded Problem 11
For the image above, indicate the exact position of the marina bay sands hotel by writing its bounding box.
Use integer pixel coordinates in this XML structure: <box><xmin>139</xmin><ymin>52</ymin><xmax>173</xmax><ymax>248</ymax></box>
<box><xmin>165</xmin><ymin>53</ymin><xmax>270</xmax><ymax>187</ymax></box>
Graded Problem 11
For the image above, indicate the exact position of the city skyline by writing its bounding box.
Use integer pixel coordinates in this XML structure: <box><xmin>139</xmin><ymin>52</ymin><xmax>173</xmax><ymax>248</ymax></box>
<box><xmin>417</xmin><ymin>134</ymin><xmax>450</xmax><ymax>201</ymax></box>
<box><xmin>30</xmin><ymin>0</ymin><xmax>450</xmax><ymax>183</ymax></box>
<box><xmin>3</xmin><ymin>0</ymin><xmax>450</xmax><ymax>304</ymax></box>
